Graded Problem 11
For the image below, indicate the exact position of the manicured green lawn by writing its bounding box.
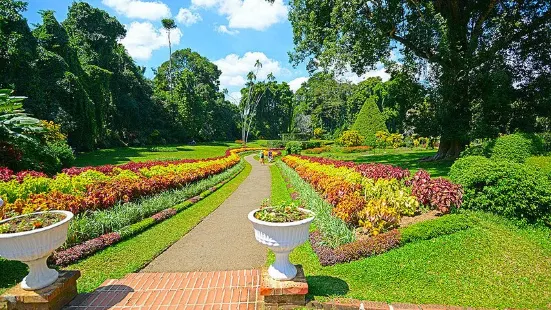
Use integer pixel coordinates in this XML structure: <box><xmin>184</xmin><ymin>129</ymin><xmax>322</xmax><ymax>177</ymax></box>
<box><xmin>270</xmin><ymin>163</ymin><xmax>291</xmax><ymax>204</ymax></box>
<box><xmin>307</xmin><ymin>148</ymin><xmax>453</xmax><ymax>178</ymax></box>
<box><xmin>271</xmin><ymin>162</ymin><xmax>551</xmax><ymax>308</ymax></box>
<box><xmin>73</xmin><ymin>142</ymin><xmax>242</xmax><ymax>166</ymax></box>
<box><xmin>0</xmin><ymin>161</ymin><xmax>252</xmax><ymax>294</ymax></box>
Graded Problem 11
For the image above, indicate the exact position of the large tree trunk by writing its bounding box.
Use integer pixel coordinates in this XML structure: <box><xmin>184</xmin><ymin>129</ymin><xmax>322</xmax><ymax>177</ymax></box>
<box><xmin>422</xmin><ymin>137</ymin><xmax>464</xmax><ymax>161</ymax></box>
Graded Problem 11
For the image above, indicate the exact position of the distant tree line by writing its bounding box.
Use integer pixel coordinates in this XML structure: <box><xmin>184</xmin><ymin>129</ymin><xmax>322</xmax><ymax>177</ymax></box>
<box><xmin>0</xmin><ymin>1</ymin><xmax>241</xmax><ymax>152</ymax></box>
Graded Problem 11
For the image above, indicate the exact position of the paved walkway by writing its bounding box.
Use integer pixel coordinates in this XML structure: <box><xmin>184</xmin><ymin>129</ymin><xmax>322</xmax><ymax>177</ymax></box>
<box><xmin>65</xmin><ymin>270</ymin><xmax>261</xmax><ymax>309</ymax></box>
<box><xmin>142</xmin><ymin>155</ymin><xmax>270</xmax><ymax>272</ymax></box>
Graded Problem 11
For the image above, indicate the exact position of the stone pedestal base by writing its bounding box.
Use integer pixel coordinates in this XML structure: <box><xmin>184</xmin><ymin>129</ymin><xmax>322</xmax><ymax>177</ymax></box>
<box><xmin>0</xmin><ymin>270</ymin><xmax>80</xmax><ymax>310</ymax></box>
<box><xmin>260</xmin><ymin>265</ymin><xmax>308</xmax><ymax>309</ymax></box>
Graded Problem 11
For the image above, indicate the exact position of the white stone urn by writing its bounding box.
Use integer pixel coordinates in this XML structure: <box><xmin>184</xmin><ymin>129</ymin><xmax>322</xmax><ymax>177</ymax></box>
<box><xmin>0</xmin><ymin>210</ymin><xmax>73</xmax><ymax>290</ymax></box>
<box><xmin>248</xmin><ymin>208</ymin><xmax>314</xmax><ymax>281</ymax></box>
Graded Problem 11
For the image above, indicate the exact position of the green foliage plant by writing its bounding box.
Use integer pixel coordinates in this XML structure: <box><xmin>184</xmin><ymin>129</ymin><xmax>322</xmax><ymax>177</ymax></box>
<box><xmin>285</xmin><ymin>141</ymin><xmax>303</xmax><ymax>154</ymax></box>
<box><xmin>337</xmin><ymin>130</ymin><xmax>364</xmax><ymax>147</ymax></box>
<box><xmin>450</xmin><ymin>156</ymin><xmax>551</xmax><ymax>223</ymax></box>
<box><xmin>490</xmin><ymin>133</ymin><xmax>545</xmax><ymax>163</ymax></box>
<box><xmin>351</xmin><ymin>96</ymin><xmax>388</xmax><ymax>146</ymax></box>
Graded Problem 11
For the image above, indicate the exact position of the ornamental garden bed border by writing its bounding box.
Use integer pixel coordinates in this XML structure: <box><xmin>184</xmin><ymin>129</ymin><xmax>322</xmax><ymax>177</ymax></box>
<box><xmin>49</xmin><ymin>162</ymin><xmax>245</xmax><ymax>266</ymax></box>
<box><xmin>276</xmin><ymin>160</ymin><xmax>473</xmax><ymax>266</ymax></box>
<box><xmin>0</xmin><ymin>147</ymin><xmax>267</xmax><ymax>219</ymax></box>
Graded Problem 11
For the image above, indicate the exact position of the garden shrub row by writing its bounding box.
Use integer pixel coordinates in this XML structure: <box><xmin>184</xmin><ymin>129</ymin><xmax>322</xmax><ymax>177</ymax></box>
<box><xmin>51</xmin><ymin>161</ymin><xmax>245</xmax><ymax>266</ymax></box>
<box><xmin>276</xmin><ymin>161</ymin><xmax>355</xmax><ymax>247</ymax></box>
<box><xmin>0</xmin><ymin>147</ymin><xmax>261</xmax><ymax>218</ymax></box>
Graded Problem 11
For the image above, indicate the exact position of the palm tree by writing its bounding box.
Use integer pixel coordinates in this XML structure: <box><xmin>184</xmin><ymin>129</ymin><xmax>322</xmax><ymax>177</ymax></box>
<box><xmin>161</xmin><ymin>18</ymin><xmax>177</xmax><ymax>92</ymax></box>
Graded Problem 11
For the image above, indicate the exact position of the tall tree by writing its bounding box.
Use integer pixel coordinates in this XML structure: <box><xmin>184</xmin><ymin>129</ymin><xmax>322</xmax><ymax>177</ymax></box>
<box><xmin>153</xmin><ymin>48</ymin><xmax>238</xmax><ymax>141</ymax></box>
<box><xmin>161</xmin><ymin>18</ymin><xmax>177</xmax><ymax>93</ymax></box>
<box><xmin>294</xmin><ymin>72</ymin><xmax>354</xmax><ymax>136</ymax></box>
<box><xmin>284</xmin><ymin>0</ymin><xmax>551</xmax><ymax>159</ymax></box>
<box><xmin>239</xmin><ymin>60</ymin><xmax>275</xmax><ymax>143</ymax></box>
<box><xmin>240</xmin><ymin>81</ymin><xmax>294</xmax><ymax>139</ymax></box>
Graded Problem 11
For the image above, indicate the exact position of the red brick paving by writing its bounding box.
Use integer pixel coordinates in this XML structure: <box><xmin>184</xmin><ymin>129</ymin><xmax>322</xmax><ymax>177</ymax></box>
<box><xmin>65</xmin><ymin>270</ymin><xmax>261</xmax><ymax>310</ymax></box>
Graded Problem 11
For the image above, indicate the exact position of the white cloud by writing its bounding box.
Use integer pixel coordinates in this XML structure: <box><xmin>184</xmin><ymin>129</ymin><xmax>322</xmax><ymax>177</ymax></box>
<box><xmin>120</xmin><ymin>22</ymin><xmax>182</xmax><ymax>60</ymax></box>
<box><xmin>228</xmin><ymin>91</ymin><xmax>242</xmax><ymax>104</ymax></box>
<box><xmin>216</xmin><ymin>25</ymin><xmax>239</xmax><ymax>35</ymax></box>
<box><xmin>337</xmin><ymin>65</ymin><xmax>391</xmax><ymax>84</ymax></box>
<box><xmin>102</xmin><ymin>0</ymin><xmax>171</xmax><ymax>20</ymax></box>
<box><xmin>176</xmin><ymin>8</ymin><xmax>202</xmax><ymax>26</ymax></box>
<box><xmin>192</xmin><ymin>0</ymin><xmax>288</xmax><ymax>31</ymax></box>
<box><xmin>288</xmin><ymin>77</ymin><xmax>309</xmax><ymax>92</ymax></box>
<box><xmin>214</xmin><ymin>52</ymin><xmax>285</xmax><ymax>89</ymax></box>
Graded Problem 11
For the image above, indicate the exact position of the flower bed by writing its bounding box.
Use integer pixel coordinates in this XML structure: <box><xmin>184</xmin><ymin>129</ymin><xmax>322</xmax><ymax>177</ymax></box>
<box><xmin>282</xmin><ymin>155</ymin><xmax>462</xmax><ymax>235</ymax></box>
<box><xmin>0</xmin><ymin>147</ymin><xmax>261</xmax><ymax>218</ymax></box>
<box><xmin>277</xmin><ymin>158</ymin><xmax>469</xmax><ymax>265</ymax></box>
<box><xmin>50</xmin><ymin>161</ymin><xmax>245</xmax><ymax>266</ymax></box>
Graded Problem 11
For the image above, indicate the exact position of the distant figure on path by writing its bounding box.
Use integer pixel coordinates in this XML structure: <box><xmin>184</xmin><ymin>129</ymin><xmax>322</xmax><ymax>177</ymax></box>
<box><xmin>268</xmin><ymin>150</ymin><xmax>273</xmax><ymax>163</ymax></box>
<box><xmin>259</xmin><ymin>150</ymin><xmax>265</xmax><ymax>165</ymax></box>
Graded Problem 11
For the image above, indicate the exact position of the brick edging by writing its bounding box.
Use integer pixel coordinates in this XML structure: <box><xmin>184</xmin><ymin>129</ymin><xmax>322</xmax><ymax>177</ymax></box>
<box><xmin>309</xmin><ymin>299</ymin><xmax>481</xmax><ymax>310</ymax></box>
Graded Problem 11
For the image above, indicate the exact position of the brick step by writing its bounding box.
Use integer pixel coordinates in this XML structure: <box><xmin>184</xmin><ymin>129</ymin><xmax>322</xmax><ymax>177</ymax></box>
<box><xmin>65</xmin><ymin>270</ymin><xmax>262</xmax><ymax>309</ymax></box>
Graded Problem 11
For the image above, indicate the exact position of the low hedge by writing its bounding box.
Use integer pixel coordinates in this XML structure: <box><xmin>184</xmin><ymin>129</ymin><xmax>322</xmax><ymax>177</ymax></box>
<box><xmin>450</xmin><ymin>156</ymin><xmax>551</xmax><ymax>223</ymax></box>
<box><xmin>399</xmin><ymin>213</ymin><xmax>473</xmax><ymax>243</ymax></box>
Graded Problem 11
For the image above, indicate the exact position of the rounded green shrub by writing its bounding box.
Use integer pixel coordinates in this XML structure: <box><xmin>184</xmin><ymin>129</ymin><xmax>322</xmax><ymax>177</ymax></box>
<box><xmin>450</xmin><ymin>156</ymin><xmax>551</xmax><ymax>223</ymax></box>
<box><xmin>337</xmin><ymin>130</ymin><xmax>364</xmax><ymax>147</ymax></box>
<box><xmin>490</xmin><ymin>133</ymin><xmax>544</xmax><ymax>163</ymax></box>
<box><xmin>351</xmin><ymin>95</ymin><xmax>387</xmax><ymax>146</ymax></box>
<box><xmin>460</xmin><ymin>139</ymin><xmax>495</xmax><ymax>158</ymax></box>
<box><xmin>285</xmin><ymin>141</ymin><xmax>303</xmax><ymax>154</ymax></box>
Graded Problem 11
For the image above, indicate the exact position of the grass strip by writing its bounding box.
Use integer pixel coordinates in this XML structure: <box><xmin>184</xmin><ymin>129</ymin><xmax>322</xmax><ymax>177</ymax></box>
<box><xmin>0</xmin><ymin>161</ymin><xmax>252</xmax><ymax>294</ymax></box>
<box><xmin>269</xmin><ymin>162</ymin><xmax>292</xmax><ymax>204</ymax></box>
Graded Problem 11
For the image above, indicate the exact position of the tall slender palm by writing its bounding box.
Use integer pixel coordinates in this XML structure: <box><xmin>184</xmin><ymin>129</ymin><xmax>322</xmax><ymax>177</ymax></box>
<box><xmin>161</xmin><ymin>18</ymin><xmax>177</xmax><ymax>93</ymax></box>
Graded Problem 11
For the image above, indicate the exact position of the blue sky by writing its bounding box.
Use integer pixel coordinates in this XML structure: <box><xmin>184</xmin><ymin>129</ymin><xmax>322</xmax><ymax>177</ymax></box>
<box><xmin>24</xmin><ymin>0</ymin><xmax>389</xmax><ymax>101</ymax></box>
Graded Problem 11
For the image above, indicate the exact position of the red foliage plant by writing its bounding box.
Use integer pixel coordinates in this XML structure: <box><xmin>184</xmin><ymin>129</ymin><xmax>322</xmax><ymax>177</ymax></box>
<box><xmin>0</xmin><ymin>167</ymin><xmax>13</xmax><ymax>182</ymax></box>
<box><xmin>51</xmin><ymin>232</ymin><xmax>121</xmax><ymax>266</ymax></box>
<box><xmin>411</xmin><ymin>170</ymin><xmax>463</xmax><ymax>213</ymax></box>
<box><xmin>310</xmin><ymin>230</ymin><xmax>401</xmax><ymax>266</ymax></box>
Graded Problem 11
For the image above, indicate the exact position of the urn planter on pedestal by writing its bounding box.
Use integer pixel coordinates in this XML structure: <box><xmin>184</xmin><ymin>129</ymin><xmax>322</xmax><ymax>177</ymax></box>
<box><xmin>249</xmin><ymin>206</ymin><xmax>314</xmax><ymax>281</ymax></box>
<box><xmin>0</xmin><ymin>210</ymin><xmax>73</xmax><ymax>290</ymax></box>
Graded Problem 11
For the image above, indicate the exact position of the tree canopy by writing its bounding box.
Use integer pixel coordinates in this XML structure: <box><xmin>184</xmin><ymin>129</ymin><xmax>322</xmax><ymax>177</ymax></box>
<box><xmin>286</xmin><ymin>0</ymin><xmax>551</xmax><ymax>158</ymax></box>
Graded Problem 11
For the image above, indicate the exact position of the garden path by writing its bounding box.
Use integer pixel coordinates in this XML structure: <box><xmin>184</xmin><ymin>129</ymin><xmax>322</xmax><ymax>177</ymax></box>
<box><xmin>141</xmin><ymin>155</ymin><xmax>270</xmax><ymax>272</ymax></box>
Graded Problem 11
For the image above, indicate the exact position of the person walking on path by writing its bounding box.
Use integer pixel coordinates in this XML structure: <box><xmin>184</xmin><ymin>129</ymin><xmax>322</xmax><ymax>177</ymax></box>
<box><xmin>259</xmin><ymin>150</ymin><xmax>265</xmax><ymax>165</ymax></box>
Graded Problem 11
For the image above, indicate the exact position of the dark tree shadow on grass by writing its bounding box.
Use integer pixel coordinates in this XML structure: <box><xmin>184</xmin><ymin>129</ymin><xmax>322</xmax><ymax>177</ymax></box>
<box><xmin>67</xmin><ymin>285</ymin><xmax>134</xmax><ymax>307</ymax></box>
<box><xmin>306</xmin><ymin>275</ymin><xmax>349</xmax><ymax>300</ymax></box>
<box><xmin>0</xmin><ymin>259</ymin><xmax>28</xmax><ymax>292</ymax></box>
